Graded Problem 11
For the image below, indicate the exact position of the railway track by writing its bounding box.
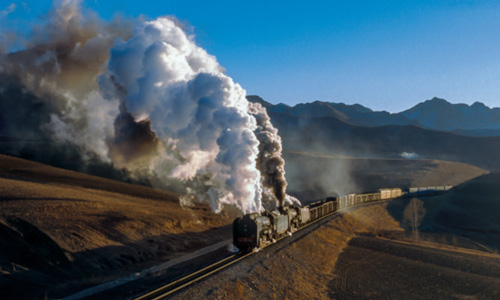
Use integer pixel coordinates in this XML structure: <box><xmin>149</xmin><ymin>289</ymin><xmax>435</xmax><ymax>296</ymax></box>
<box><xmin>132</xmin><ymin>201</ymin><xmax>367</xmax><ymax>300</ymax></box>
<box><xmin>63</xmin><ymin>191</ymin><xmax>442</xmax><ymax>299</ymax></box>
<box><xmin>133</xmin><ymin>252</ymin><xmax>251</xmax><ymax>300</ymax></box>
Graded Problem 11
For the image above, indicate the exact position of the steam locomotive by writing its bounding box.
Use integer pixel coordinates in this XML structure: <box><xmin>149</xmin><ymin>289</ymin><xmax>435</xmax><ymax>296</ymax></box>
<box><xmin>233</xmin><ymin>186</ymin><xmax>451</xmax><ymax>252</ymax></box>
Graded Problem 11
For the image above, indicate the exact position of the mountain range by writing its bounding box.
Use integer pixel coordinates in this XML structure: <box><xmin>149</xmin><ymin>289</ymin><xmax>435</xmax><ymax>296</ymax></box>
<box><xmin>249</xmin><ymin>96</ymin><xmax>500</xmax><ymax>136</ymax></box>
<box><xmin>248</xmin><ymin>95</ymin><xmax>500</xmax><ymax>171</ymax></box>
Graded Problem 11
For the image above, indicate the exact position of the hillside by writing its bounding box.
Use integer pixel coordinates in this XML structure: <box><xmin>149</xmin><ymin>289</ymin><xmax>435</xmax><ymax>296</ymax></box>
<box><xmin>268</xmin><ymin>110</ymin><xmax>500</xmax><ymax>171</ymax></box>
<box><xmin>0</xmin><ymin>154</ymin><xmax>234</xmax><ymax>299</ymax></box>
<box><xmin>284</xmin><ymin>151</ymin><xmax>488</xmax><ymax>201</ymax></box>
<box><xmin>172</xmin><ymin>201</ymin><xmax>500</xmax><ymax>300</ymax></box>
<box><xmin>0</xmin><ymin>150</ymin><xmax>496</xmax><ymax>299</ymax></box>
<box><xmin>396</xmin><ymin>172</ymin><xmax>500</xmax><ymax>251</ymax></box>
<box><xmin>170</xmin><ymin>172</ymin><xmax>500</xmax><ymax>300</ymax></box>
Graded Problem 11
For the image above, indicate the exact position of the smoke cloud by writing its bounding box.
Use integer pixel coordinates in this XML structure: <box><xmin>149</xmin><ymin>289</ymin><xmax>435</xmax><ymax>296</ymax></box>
<box><xmin>0</xmin><ymin>0</ymin><xmax>297</xmax><ymax>213</ymax></box>
<box><xmin>0</xmin><ymin>4</ymin><xmax>16</xmax><ymax>20</ymax></box>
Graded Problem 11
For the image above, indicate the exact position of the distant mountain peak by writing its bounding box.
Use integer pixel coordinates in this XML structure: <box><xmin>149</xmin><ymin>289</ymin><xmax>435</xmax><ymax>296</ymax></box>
<box><xmin>329</xmin><ymin>102</ymin><xmax>374</xmax><ymax>114</ymax></box>
<box><xmin>401</xmin><ymin>97</ymin><xmax>500</xmax><ymax>131</ymax></box>
<box><xmin>421</xmin><ymin>97</ymin><xmax>451</xmax><ymax>106</ymax></box>
<box><xmin>429</xmin><ymin>97</ymin><xmax>447</xmax><ymax>102</ymax></box>
<box><xmin>246</xmin><ymin>95</ymin><xmax>272</xmax><ymax>107</ymax></box>
<box><xmin>248</xmin><ymin>95</ymin><xmax>500</xmax><ymax>136</ymax></box>
<box><xmin>247</xmin><ymin>95</ymin><xmax>415</xmax><ymax>127</ymax></box>
<box><xmin>471</xmin><ymin>101</ymin><xmax>488</xmax><ymax>109</ymax></box>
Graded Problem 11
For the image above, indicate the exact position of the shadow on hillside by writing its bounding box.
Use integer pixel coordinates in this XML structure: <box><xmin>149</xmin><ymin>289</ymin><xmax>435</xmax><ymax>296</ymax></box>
<box><xmin>0</xmin><ymin>154</ymin><xmax>180</xmax><ymax>205</ymax></box>
<box><xmin>385</xmin><ymin>194</ymin><xmax>500</xmax><ymax>253</ymax></box>
<box><xmin>0</xmin><ymin>197</ymin><xmax>90</xmax><ymax>203</ymax></box>
<box><xmin>328</xmin><ymin>234</ymin><xmax>500</xmax><ymax>300</ymax></box>
<box><xmin>0</xmin><ymin>216</ymin><xmax>231</xmax><ymax>300</ymax></box>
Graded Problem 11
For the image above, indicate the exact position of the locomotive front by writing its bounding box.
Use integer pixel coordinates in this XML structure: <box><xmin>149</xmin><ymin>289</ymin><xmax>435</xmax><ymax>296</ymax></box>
<box><xmin>233</xmin><ymin>213</ymin><xmax>271</xmax><ymax>251</ymax></box>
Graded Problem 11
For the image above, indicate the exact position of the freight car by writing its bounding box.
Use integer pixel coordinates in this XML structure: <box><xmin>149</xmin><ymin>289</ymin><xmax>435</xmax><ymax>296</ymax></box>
<box><xmin>233</xmin><ymin>186</ymin><xmax>448</xmax><ymax>252</ymax></box>
<box><xmin>407</xmin><ymin>186</ymin><xmax>452</xmax><ymax>196</ymax></box>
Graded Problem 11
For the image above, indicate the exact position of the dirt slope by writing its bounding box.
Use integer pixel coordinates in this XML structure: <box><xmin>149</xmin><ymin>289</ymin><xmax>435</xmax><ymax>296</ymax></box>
<box><xmin>174</xmin><ymin>202</ymin><xmax>500</xmax><ymax>300</ymax></box>
<box><xmin>284</xmin><ymin>151</ymin><xmax>488</xmax><ymax>201</ymax></box>
<box><xmin>331</xmin><ymin>236</ymin><xmax>500</xmax><ymax>300</ymax></box>
<box><xmin>390</xmin><ymin>172</ymin><xmax>500</xmax><ymax>251</ymax></box>
<box><xmin>0</xmin><ymin>154</ymin><xmax>233</xmax><ymax>299</ymax></box>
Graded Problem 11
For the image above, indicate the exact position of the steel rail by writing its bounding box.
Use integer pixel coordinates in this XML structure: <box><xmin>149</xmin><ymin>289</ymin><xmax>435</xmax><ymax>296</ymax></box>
<box><xmin>133</xmin><ymin>252</ymin><xmax>252</xmax><ymax>300</ymax></box>
<box><xmin>133</xmin><ymin>197</ymin><xmax>398</xmax><ymax>300</ymax></box>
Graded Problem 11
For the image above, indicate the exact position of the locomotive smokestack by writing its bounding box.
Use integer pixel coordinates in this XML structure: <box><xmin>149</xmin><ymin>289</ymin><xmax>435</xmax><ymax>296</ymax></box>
<box><xmin>250</xmin><ymin>102</ymin><xmax>289</xmax><ymax>207</ymax></box>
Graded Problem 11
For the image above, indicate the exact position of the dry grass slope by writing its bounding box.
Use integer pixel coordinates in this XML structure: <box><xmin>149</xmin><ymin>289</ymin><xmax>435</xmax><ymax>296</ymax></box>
<box><xmin>175</xmin><ymin>201</ymin><xmax>500</xmax><ymax>300</ymax></box>
<box><xmin>175</xmin><ymin>204</ymin><xmax>404</xmax><ymax>300</ymax></box>
<box><xmin>284</xmin><ymin>151</ymin><xmax>488</xmax><ymax>201</ymax></box>
<box><xmin>0</xmin><ymin>154</ymin><xmax>233</xmax><ymax>299</ymax></box>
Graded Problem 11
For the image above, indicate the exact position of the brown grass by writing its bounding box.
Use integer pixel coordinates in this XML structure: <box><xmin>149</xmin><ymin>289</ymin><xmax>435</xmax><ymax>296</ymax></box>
<box><xmin>177</xmin><ymin>201</ymin><xmax>500</xmax><ymax>300</ymax></box>
<box><xmin>189</xmin><ymin>203</ymin><xmax>403</xmax><ymax>300</ymax></box>
<box><xmin>0</xmin><ymin>154</ymin><xmax>234</xmax><ymax>299</ymax></box>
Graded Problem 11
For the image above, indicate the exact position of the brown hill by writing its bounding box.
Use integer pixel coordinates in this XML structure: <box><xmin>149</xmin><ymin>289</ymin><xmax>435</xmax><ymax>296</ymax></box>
<box><xmin>284</xmin><ymin>151</ymin><xmax>488</xmax><ymax>202</ymax></box>
<box><xmin>393</xmin><ymin>172</ymin><xmax>500</xmax><ymax>251</ymax></box>
<box><xmin>0</xmin><ymin>154</ymin><xmax>233</xmax><ymax>299</ymax></box>
<box><xmin>171</xmin><ymin>202</ymin><xmax>500</xmax><ymax>300</ymax></box>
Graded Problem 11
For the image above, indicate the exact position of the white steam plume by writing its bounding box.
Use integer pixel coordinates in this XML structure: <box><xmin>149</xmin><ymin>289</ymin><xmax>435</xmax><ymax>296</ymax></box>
<box><xmin>1</xmin><ymin>1</ymin><xmax>298</xmax><ymax>213</ymax></box>
<box><xmin>102</xmin><ymin>17</ymin><xmax>296</xmax><ymax>212</ymax></box>
<box><xmin>0</xmin><ymin>0</ymin><xmax>133</xmax><ymax>160</ymax></box>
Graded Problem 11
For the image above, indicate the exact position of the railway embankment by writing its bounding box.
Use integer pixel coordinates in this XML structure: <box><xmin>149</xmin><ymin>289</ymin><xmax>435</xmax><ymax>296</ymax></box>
<box><xmin>173</xmin><ymin>198</ymin><xmax>500</xmax><ymax>300</ymax></box>
<box><xmin>172</xmin><ymin>203</ymin><xmax>405</xmax><ymax>299</ymax></box>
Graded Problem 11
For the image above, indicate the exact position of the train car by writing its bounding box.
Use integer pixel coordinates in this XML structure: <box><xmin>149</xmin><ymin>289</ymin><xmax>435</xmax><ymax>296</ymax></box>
<box><xmin>348</xmin><ymin>194</ymin><xmax>356</xmax><ymax>206</ymax></box>
<box><xmin>337</xmin><ymin>195</ymin><xmax>347</xmax><ymax>209</ymax></box>
<box><xmin>379</xmin><ymin>189</ymin><xmax>392</xmax><ymax>200</ymax></box>
<box><xmin>323</xmin><ymin>200</ymin><xmax>334</xmax><ymax>215</ymax></box>
<box><xmin>407</xmin><ymin>186</ymin><xmax>452</xmax><ymax>196</ymax></box>
<box><xmin>299</xmin><ymin>206</ymin><xmax>310</xmax><ymax>225</ymax></box>
<box><xmin>391</xmin><ymin>188</ymin><xmax>402</xmax><ymax>198</ymax></box>
<box><xmin>308</xmin><ymin>201</ymin><xmax>322</xmax><ymax>221</ymax></box>
<box><xmin>365</xmin><ymin>192</ymin><xmax>380</xmax><ymax>202</ymax></box>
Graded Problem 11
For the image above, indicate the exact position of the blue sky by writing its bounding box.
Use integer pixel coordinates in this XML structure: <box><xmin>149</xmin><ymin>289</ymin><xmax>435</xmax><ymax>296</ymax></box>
<box><xmin>1</xmin><ymin>0</ymin><xmax>500</xmax><ymax>112</ymax></box>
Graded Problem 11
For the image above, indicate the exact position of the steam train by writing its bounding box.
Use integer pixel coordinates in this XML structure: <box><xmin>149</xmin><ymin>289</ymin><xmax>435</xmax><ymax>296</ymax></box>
<box><xmin>232</xmin><ymin>186</ymin><xmax>452</xmax><ymax>252</ymax></box>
